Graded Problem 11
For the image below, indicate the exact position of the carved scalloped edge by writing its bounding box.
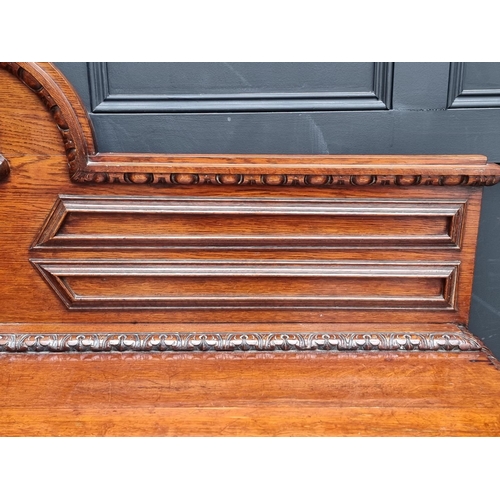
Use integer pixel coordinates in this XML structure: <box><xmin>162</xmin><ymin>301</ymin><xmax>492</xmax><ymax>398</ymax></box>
<box><xmin>71</xmin><ymin>170</ymin><xmax>500</xmax><ymax>187</ymax></box>
<box><xmin>3</xmin><ymin>62</ymin><xmax>500</xmax><ymax>188</ymax></box>
<box><xmin>0</xmin><ymin>154</ymin><xmax>10</xmax><ymax>182</ymax></box>
<box><xmin>0</xmin><ymin>62</ymin><xmax>91</xmax><ymax>174</ymax></box>
<box><xmin>0</xmin><ymin>331</ymin><xmax>483</xmax><ymax>353</ymax></box>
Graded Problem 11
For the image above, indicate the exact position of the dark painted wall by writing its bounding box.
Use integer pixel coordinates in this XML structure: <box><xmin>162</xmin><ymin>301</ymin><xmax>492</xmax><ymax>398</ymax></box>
<box><xmin>55</xmin><ymin>62</ymin><xmax>500</xmax><ymax>358</ymax></box>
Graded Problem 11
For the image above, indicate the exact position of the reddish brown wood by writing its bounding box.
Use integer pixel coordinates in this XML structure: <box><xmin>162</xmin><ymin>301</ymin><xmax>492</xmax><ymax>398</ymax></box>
<box><xmin>0</xmin><ymin>62</ymin><xmax>94</xmax><ymax>174</ymax></box>
<box><xmin>0</xmin><ymin>181</ymin><xmax>476</xmax><ymax>325</ymax></box>
<box><xmin>1</xmin><ymin>62</ymin><xmax>500</xmax><ymax>436</ymax></box>
<box><xmin>0</xmin><ymin>62</ymin><xmax>491</xmax><ymax>335</ymax></box>
<box><xmin>1</xmin><ymin>63</ymin><xmax>500</xmax><ymax>186</ymax></box>
<box><xmin>30</xmin><ymin>259</ymin><xmax>458</xmax><ymax>312</ymax></box>
<box><xmin>0</xmin><ymin>322</ymin><xmax>484</xmax><ymax>352</ymax></box>
<box><xmin>80</xmin><ymin>153</ymin><xmax>500</xmax><ymax>187</ymax></box>
<box><xmin>0</xmin><ymin>349</ymin><xmax>499</xmax><ymax>436</ymax></box>
<box><xmin>32</xmin><ymin>195</ymin><xmax>466</xmax><ymax>249</ymax></box>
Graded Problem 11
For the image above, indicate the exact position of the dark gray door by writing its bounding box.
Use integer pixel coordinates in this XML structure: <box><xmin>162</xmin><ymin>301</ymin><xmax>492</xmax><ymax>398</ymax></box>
<box><xmin>55</xmin><ymin>62</ymin><xmax>500</xmax><ymax>358</ymax></box>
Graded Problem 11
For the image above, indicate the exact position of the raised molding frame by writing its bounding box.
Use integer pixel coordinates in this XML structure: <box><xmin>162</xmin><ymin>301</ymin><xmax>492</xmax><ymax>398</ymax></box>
<box><xmin>30</xmin><ymin>259</ymin><xmax>459</xmax><ymax>311</ymax></box>
<box><xmin>31</xmin><ymin>195</ymin><xmax>467</xmax><ymax>250</ymax></box>
<box><xmin>2</xmin><ymin>62</ymin><xmax>500</xmax><ymax>355</ymax></box>
<box><xmin>88</xmin><ymin>62</ymin><xmax>394</xmax><ymax>113</ymax></box>
<box><xmin>448</xmin><ymin>62</ymin><xmax>500</xmax><ymax>109</ymax></box>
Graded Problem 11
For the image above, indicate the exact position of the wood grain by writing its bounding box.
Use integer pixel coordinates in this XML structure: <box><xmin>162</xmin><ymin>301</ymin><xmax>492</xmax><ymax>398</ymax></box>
<box><xmin>2</xmin><ymin>63</ymin><xmax>500</xmax><ymax>186</ymax></box>
<box><xmin>0</xmin><ymin>64</ymin><xmax>488</xmax><ymax>330</ymax></box>
<box><xmin>30</xmin><ymin>259</ymin><xmax>457</xmax><ymax>311</ymax></box>
<box><xmin>1</xmin><ymin>62</ymin><xmax>499</xmax><ymax>436</ymax></box>
<box><xmin>0</xmin><ymin>153</ymin><xmax>9</xmax><ymax>181</ymax></box>
<box><xmin>81</xmin><ymin>152</ymin><xmax>500</xmax><ymax>187</ymax></box>
<box><xmin>0</xmin><ymin>349</ymin><xmax>499</xmax><ymax>436</ymax></box>
<box><xmin>0</xmin><ymin>168</ymin><xmax>483</xmax><ymax>325</ymax></box>
<box><xmin>32</xmin><ymin>195</ymin><xmax>465</xmax><ymax>249</ymax></box>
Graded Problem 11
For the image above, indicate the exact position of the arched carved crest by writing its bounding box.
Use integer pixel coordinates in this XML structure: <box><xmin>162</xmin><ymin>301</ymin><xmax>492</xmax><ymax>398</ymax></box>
<box><xmin>0</xmin><ymin>62</ymin><xmax>95</xmax><ymax>177</ymax></box>
<box><xmin>1</xmin><ymin>62</ymin><xmax>500</xmax><ymax>187</ymax></box>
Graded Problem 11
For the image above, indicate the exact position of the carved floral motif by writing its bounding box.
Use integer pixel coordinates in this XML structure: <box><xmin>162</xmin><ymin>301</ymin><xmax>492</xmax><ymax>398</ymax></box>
<box><xmin>0</xmin><ymin>331</ymin><xmax>483</xmax><ymax>353</ymax></box>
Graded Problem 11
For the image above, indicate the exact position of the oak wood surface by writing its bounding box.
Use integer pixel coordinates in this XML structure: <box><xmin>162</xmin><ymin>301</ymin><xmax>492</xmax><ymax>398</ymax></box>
<box><xmin>2</xmin><ymin>63</ymin><xmax>500</xmax><ymax>186</ymax></box>
<box><xmin>0</xmin><ymin>153</ymin><xmax>9</xmax><ymax>181</ymax></box>
<box><xmin>1</xmin><ymin>62</ymin><xmax>500</xmax><ymax>436</ymax></box>
<box><xmin>0</xmin><ymin>63</ymin><xmax>489</xmax><ymax>328</ymax></box>
<box><xmin>0</xmin><ymin>153</ymin><xmax>483</xmax><ymax>324</ymax></box>
<box><xmin>0</xmin><ymin>349</ymin><xmax>499</xmax><ymax>436</ymax></box>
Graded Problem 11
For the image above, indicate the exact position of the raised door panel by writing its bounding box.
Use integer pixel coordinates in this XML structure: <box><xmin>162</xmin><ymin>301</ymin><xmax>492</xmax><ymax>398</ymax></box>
<box><xmin>89</xmin><ymin>62</ymin><xmax>393</xmax><ymax>112</ymax></box>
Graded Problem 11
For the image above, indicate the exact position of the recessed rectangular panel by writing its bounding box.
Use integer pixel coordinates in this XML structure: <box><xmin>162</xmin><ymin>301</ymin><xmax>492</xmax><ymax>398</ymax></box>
<box><xmin>31</xmin><ymin>260</ymin><xmax>458</xmax><ymax>311</ymax></box>
<box><xmin>462</xmin><ymin>63</ymin><xmax>500</xmax><ymax>91</ymax></box>
<box><xmin>108</xmin><ymin>63</ymin><xmax>376</xmax><ymax>95</ymax></box>
<box><xmin>448</xmin><ymin>62</ymin><xmax>500</xmax><ymax>108</ymax></box>
<box><xmin>66</xmin><ymin>276</ymin><xmax>444</xmax><ymax>299</ymax></box>
<box><xmin>89</xmin><ymin>62</ymin><xmax>393</xmax><ymax>112</ymax></box>
<box><xmin>32</xmin><ymin>196</ymin><xmax>466</xmax><ymax>249</ymax></box>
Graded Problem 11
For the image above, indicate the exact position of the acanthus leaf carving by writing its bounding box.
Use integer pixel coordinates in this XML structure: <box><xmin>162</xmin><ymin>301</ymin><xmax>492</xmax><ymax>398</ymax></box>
<box><xmin>0</xmin><ymin>331</ymin><xmax>484</xmax><ymax>353</ymax></box>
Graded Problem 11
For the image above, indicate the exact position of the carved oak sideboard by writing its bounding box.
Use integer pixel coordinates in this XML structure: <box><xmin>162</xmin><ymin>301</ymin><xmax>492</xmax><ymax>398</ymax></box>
<box><xmin>1</xmin><ymin>62</ymin><xmax>500</xmax><ymax>360</ymax></box>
